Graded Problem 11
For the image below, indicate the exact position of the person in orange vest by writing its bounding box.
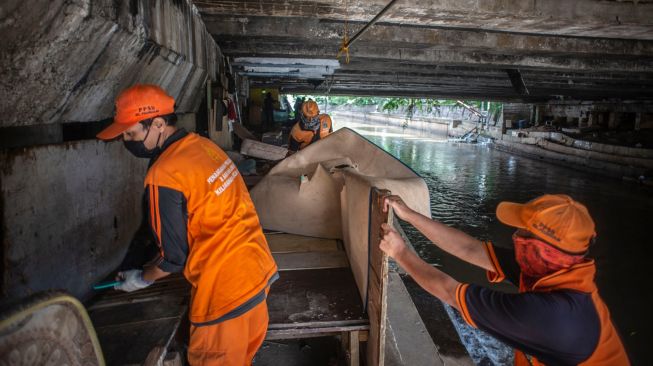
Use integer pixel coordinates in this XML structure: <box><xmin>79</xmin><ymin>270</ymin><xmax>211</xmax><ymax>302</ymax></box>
<box><xmin>288</xmin><ymin>100</ymin><xmax>332</xmax><ymax>152</ymax></box>
<box><xmin>381</xmin><ymin>194</ymin><xmax>629</xmax><ymax>365</ymax></box>
<box><xmin>96</xmin><ymin>84</ymin><xmax>278</xmax><ymax>366</ymax></box>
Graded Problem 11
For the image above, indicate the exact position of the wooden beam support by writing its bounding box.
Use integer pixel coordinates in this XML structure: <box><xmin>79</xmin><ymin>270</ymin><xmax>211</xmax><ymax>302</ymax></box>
<box><xmin>342</xmin><ymin>330</ymin><xmax>361</xmax><ymax>366</ymax></box>
<box><xmin>366</xmin><ymin>188</ymin><xmax>392</xmax><ymax>366</ymax></box>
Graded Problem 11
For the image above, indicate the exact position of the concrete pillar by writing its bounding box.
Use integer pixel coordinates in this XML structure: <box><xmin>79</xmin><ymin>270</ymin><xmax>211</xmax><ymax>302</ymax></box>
<box><xmin>635</xmin><ymin>113</ymin><xmax>642</xmax><ymax>131</ymax></box>
<box><xmin>530</xmin><ymin>105</ymin><xmax>536</xmax><ymax>126</ymax></box>
<box><xmin>533</xmin><ymin>105</ymin><xmax>542</xmax><ymax>126</ymax></box>
<box><xmin>587</xmin><ymin>112</ymin><xmax>594</xmax><ymax>127</ymax></box>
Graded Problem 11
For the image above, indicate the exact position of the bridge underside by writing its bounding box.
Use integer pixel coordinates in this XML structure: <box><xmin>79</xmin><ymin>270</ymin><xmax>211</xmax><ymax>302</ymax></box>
<box><xmin>197</xmin><ymin>0</ymin><xmax>653</xmax><ymax>101</ymax></box>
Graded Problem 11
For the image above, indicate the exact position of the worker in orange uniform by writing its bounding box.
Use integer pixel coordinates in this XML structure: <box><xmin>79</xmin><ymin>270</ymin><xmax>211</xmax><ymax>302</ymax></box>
<box><xmin>288</xmin><ymin>100</ymin><xmax>332</xmax><ymax>151</ymax></box>
<box><xmin>97</xmin><ymin>84</ymin><xmax>278</xmax><ymax>366</ymax></box>
<box><xmin>381</xmin><ymin>194</ymin><xmax>629</xmax><ymax>365</ymax></box>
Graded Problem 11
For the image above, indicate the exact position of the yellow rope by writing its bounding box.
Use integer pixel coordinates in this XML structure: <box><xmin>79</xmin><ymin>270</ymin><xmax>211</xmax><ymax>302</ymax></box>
<box><xmin>337</xmin><ymin>0</ymin><xmax>350</xmax><ymax>63</ymax></box>
<box><xmin>337</xmin><ymin>34</ymin><xmax>350</xmax><ymax>64</ymax></box>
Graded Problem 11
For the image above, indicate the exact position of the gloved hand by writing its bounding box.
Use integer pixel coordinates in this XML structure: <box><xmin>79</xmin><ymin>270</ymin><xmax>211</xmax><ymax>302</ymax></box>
<box><xmin>114</xmin><ymin>269</ymin><xmax>153</xmax><ymax>292</ymax></box>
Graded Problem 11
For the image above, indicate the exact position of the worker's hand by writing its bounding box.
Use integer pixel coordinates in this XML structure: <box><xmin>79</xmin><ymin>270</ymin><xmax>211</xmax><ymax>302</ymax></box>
<box><xmin>379</xmin><ymin>223</ymin><xmax>407</xmax><ymax>259</ymax></box>
<box><xmin>383</xmin><ymin>195</ymin><xmax>414</xmax><ymax>221</ymax></box>
<box><xmin>114</xmin><ymin>269</ymin><xmax>153</xmax><ymax>292</ymax></box>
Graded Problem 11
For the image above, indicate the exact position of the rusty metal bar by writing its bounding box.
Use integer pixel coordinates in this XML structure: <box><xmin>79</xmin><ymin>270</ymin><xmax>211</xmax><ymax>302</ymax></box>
<box><xmin>346</xmin><ymin>0</ymin><xmax>401</xmax><ymax>47</ymax></box>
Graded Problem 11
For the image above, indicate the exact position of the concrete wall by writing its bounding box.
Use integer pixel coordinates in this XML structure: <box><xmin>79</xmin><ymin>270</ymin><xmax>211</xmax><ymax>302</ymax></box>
<box><xmin>1</xmin><ymin>0</ymin><xmax>221</xmax><ymax>127</ymax></box>
<box><xmin>0</xmin><ymin>0</ymin><xmax>222</xmax><ymax>300</ymax></box>
<box><xmin>1</xmin><ymin>142</ymin><xmax>147</xmax><ymax>300</ymax></box>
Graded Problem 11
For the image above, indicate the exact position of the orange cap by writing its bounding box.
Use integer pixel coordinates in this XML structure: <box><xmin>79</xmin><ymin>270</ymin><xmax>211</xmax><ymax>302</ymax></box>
<box><xmin>301</xmin><ymin>100</ymin><xmax>320</xmax><ymax>118</ymax></box>
<box><xmin>496</xmin><ymin>194</ymin><xmax>596</xmax><ymax>254</ymax></box>
<box><xmin>97</xmin><ymin>84</ymin><xmax>175</xmax><ymax>140</ymax></box>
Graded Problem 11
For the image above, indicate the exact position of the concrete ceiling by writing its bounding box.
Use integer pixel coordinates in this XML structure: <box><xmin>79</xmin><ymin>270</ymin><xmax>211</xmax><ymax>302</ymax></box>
<box><xmin>194</xmin><ymin>0</ymin><xmax>653</xmax><ymax>101</ymax></box>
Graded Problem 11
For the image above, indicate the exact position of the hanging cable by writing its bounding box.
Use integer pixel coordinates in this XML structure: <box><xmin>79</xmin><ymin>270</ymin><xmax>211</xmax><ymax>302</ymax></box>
<box><xmin>337</xmin><ymin>0</ymin><xmax>400</xmax><ymax>63</ymax></box>
<box><xmin>336</xmin><ymin>0</ymin><xmax>351</xmax><ymax>63</ymax></box>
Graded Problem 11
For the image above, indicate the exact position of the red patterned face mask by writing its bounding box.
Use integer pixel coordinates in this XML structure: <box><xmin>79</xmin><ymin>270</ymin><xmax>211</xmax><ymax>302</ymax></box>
<box><xmin>513</xmin><ymin>234</ymin><xmax>585</xmax><ymax>285</ymax></box>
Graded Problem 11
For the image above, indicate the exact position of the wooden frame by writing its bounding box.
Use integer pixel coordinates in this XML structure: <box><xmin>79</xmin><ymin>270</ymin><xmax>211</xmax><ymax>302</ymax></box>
<box><xmin>366</xmin><ymin>187</ymin><xmax>392</xmax><ymax>366</ymax></box>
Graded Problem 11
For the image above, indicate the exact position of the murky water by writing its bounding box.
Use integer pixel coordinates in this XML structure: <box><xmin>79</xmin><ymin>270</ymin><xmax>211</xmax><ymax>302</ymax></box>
<box><xmin>337</xmin><ymin>120</ymin><xmax>653</xmax><ymax>364</ymax></box>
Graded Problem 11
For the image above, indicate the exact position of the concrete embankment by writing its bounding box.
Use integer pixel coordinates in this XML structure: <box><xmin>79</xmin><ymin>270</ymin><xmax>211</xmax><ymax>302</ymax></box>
<box><xmin>331</xmin><ymin>111</ymin><xmax>450</xmax><ymax>138</ymax></box>
<box><xmin>492</xmin><ymin>131</ymin><xmax>653</xmax><ymax>181</ymax></box>
<box><xmin>335</xmin><ymin>111</ymin><xmax>653</xmax><ymax>181</ymax></box>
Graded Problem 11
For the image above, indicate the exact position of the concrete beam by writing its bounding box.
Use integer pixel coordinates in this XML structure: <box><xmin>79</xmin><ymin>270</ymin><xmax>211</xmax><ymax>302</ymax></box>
<box><xmin>207</xmin><ymin>11</ymin><xmax>653</xmax><ymax>101</ymax></box>
<box><xmin>219</xmin><ymin>40</ymin><xmax>653</xmax><ymax>73</ymax></box>
<box><xmin>233</xmin><ymin>54</ymin><xmax>653</xmax><ymax>99</ymax></box>
<box><xmin>325</xmin><ymin>61</ymin><xmax>653</xmax><ymax>86</ymax></box>
<box><xmin>249</xmin><ymin>74</ymin><xmax>653</xmax><ymax>100</ymax></box>
<box><xmin>197</xmin><ymin>0</ymin><xmax>653</xmax><ymax>40</ymax></box>
<box><xmin>207</xmin><ymin>16</ymin><xmax>653</xmax><ymax>57</ymax></box>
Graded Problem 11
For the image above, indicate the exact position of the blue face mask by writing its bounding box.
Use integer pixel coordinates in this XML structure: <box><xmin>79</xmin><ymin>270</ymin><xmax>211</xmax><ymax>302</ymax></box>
<box><xmin>300</xmin><ymin>114</ymin><xmax>320</xmax><ymax>130</ymax></box>
<box><xmin>123</xmin><ymin>126</ymin><xmax>160</xmax><ymax>158</ymax></box>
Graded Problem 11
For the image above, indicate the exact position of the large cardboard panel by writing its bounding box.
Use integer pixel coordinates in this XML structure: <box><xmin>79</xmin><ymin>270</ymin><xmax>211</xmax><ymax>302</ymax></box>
<box><xmin>249</xmin><ymin>128</ymin><xmax>430</xmax><ymax>365</ymax></box>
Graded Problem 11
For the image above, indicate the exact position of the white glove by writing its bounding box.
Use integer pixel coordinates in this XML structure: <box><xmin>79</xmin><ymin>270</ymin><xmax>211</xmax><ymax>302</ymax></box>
<box><xmin>114</xmin><ymin>269</ymin><xmax>153</xmax><ymax>292</ymax></box>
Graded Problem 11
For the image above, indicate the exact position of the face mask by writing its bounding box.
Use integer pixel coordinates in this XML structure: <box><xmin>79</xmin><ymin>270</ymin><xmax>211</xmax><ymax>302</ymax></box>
<box><xmin>513</xmin><ymin>234</ymin><xmax>585</xmax><ymax>284</ymax></box>
<box><xmin>123</xmin><ymin>125</ymin><xmax>161</xmax><ymax>159</ymax></box>
<box><xmin>300</xmin><ymin>114</ymin><xmax>321</xmax><ymax>130</ymax></box>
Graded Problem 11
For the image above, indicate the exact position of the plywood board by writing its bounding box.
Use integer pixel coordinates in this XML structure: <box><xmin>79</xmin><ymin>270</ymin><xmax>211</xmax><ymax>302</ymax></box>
<box><xmin>273</xmin><ymin>251</ymin><xmax>349</xmax><ymax>271</ymax></box>
<box><xmin>266</xmin><ymin>233</ymin><xmax>339</xmax><ymax>253</ymax></box>
<box><xmin>241</xmin><ymin>138</ymin><xmax>288</xmax><ymax>161</ymax></box>
<box><xmin>366</xmin><ymin>188</ymin><xmax>391</xmax><ymax>366</ymax></box>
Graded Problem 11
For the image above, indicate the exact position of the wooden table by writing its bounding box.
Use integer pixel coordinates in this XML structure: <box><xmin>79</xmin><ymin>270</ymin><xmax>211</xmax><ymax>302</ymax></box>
<box><xmin>87</xmin><ymin>233</ymin><xmax>369</xmax><ymax>366</ymax></box>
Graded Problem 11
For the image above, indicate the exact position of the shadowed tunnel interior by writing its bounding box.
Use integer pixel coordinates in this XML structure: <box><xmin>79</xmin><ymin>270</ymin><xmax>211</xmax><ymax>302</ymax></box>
<box><xmin>1</xmin><ymin>0</ymin><xmax>652</xmax><ymax>365</ymax></box>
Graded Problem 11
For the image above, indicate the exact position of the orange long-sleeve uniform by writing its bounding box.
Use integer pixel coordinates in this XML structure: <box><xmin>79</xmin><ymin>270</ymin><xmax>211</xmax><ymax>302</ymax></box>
<box><xmin>144</xmin><ymin>129</ymin><xmax>278</xmax><ymax>365</ymax></box>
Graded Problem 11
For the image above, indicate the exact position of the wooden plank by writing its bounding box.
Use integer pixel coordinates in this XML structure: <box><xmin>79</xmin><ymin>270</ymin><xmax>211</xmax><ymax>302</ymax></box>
<box><xmin>90</xmin><ymin>298</ymin><xmax>185</xmax><ymax>328</ymax></box>
<box><xmin>366</xmin><ymin>188</ymin><xmax>392</xmax><ymax>366</ymax></box>
<box><xmin>267</xmin><ymin>268</ymin><xmax>367</xmax><ymax>327</ymax></box>
<box><xmin>241</xmin><ymin>138</ymin><xmax>288</xmax><ymax>161</ymax></box>
<box><xmin>266</xmin><ymin>233</ymin><xmax>340</xmax><ymax>253</ymax></box>
<box><xmin>359</xmin><ymin>330</ymin><xmax>369</xmax><ymax>342</ymax></box>
<box><xmin>266</xmin><ymin>324</ymin><xmax>369</xmax><ymax>340</ymax></box>
<box><xmin>343</xmin><ymin>330</ymin><xmax>361</xmax><ymax>366</ymax></box>
<box><xmin>93</xmin><ymin>316</ymin><xmax>183</xmax><ymax>366</ymax></box>
<box><xmin>87</xmin><ymin>273</ymin><xmax>189</xmax><ymax>366</ymax></box>
<box><xmin>232</xmin><ymin>122</ymin><xmax>257</xmax><ymax>140</ymax></box>
<box><xmin>273</xmin><ymin>251</ymin><xmax>349</xmax><ymax>271</ymax></box>
<box><xmin>268</xmin><ymin>319</ymin><xmax>368</xmax><ymax>331</ymax></box>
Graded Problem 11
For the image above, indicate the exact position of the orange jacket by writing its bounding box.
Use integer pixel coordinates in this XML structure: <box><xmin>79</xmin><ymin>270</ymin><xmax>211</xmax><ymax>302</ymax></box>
<box><xmin>457</xmin><ymin>242</ymin><xmax>629</xmax><ymax>366</ymax></box>
<box><xmin>288</xmin><ymin>114</ymin><xmax>332</xmax><ymax>151</ymax></box>
<box><xmin>513</xmin><ymin>261</ymin><xmax>629</xmax><ymax>366</ymax></box>
<box><xmin>145</xmin><ymin>131</ymin><xmax>278</xmax><ymax>325</ymax></box>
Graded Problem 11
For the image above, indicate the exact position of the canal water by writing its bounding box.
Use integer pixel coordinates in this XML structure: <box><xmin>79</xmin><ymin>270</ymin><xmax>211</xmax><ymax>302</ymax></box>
<box><xmin>336</xmin><ymin>120</ymin><xmax>652</xmax><ymax>365</ymax></box>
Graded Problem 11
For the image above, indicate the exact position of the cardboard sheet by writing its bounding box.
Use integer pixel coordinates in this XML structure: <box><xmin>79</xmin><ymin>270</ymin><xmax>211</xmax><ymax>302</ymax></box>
<box><xmin>250</xmin><ymin>128</ymin><xmax>430</xmax><ymax>301</ymax></box>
